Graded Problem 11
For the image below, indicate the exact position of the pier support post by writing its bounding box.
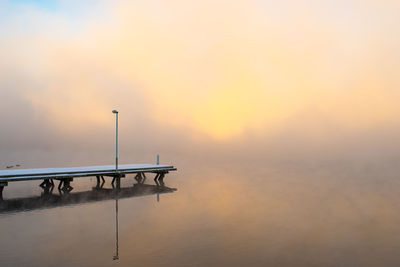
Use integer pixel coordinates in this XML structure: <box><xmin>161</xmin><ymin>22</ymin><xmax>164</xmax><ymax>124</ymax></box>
<box><xmin>40</xmin><ymin>179</ymin><xmax>53</xmax><ymax>189</ymax></box>
<box><xmin>63</xmin><ymin>178</ymin><xmax>73</xmax><ymax>192</ymax></box>
<box><xmin>95</xmin><ymin>176</ymin><xmax>105</xmax><ymax>189</ymax></box>
<box><xmin>58</xmin><ymin>178</ymin><xmax>73</xmax><ymax>193</ymax></box>
<box><xmin>92</xmin><ymin>176</ymin><xmax>104</xmax><ymax>190</ymax></box>
<box><xmin>134</xmin><ymin>173</ymin><xmax>147</xmax><ymax>184</ymax></box>
<box><xmin>40</xmin><ymin>179</ymin><xmax>54</xmax><ymax>195</ymax></box>
<box><xmin>154</xmin><ymin>172</ymin><xmax>166</xmax><ymax>187</ymax></box>
<box><xmin>134</xmin><ymin>173</ymin><xmax>140</xmax><ymax>183</ymax></box>
<box><xmin>112</xmin><ymin>176</ymin><xmax>121</xmax><ymax>189</ymax></box>
<box><xmin>0</xmin><ymin>182</ymin><xmax>8</xmax><ymax>200</ymax></box>
<box><xmin>153</xmin><ymin>173</ymin><xmax>160</xmax><ymax>182</ymax></box>
<box><xmin>58</xmin><ymin>180</ymin><xmax>63</xmax><ymax>190</ymax></box>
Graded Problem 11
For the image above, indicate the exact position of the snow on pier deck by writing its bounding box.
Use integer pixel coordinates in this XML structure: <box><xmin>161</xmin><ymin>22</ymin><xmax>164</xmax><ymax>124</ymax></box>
<box><xmin>0</xmin><ymin>164</ymin><xmax>176</xmax><ymax>182</ymax></box>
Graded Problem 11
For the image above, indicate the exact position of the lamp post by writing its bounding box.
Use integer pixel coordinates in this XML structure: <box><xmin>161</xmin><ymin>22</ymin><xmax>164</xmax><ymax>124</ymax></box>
<box><xmin>112</xmin><ymin>110</ymin><xmax>119</xmax><ymax>261</ymax></box>
<box><xmin>112</xmin><ymin>110</ymin><xmax>119</xmax><ymax>172</ymax></box>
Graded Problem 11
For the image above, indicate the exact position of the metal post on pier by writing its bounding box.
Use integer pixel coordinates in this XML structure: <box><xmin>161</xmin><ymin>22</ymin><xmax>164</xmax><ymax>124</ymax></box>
<box><xmin>112</xmin><ymin>110</ymin><xmax>119</xmax><ymax>172</ymax></box>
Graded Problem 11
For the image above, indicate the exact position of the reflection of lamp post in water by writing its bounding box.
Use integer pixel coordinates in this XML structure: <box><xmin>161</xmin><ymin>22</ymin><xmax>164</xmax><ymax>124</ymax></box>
<box><xmin>113</xmin><ymin>193</ymin><xmax>119</xmax><ymax>260</ymax></box>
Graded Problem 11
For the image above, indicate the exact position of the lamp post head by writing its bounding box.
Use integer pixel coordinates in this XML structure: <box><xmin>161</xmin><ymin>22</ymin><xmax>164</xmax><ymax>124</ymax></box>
<box><xmin>112</xmin><ymin>110</ymin><xmax>119</xmax><ymax>114</ymax></box>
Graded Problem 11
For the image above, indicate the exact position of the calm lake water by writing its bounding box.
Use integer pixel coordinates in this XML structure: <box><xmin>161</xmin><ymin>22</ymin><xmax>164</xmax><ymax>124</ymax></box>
<box><xmin>1</xmin><ymin>162</ymin><xmax>400</xmax><ymax>266</ymax></box>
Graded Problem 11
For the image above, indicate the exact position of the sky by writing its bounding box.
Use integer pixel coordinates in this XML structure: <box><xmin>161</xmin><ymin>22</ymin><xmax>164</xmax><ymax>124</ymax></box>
<box><xmin>0</xmin><ymin>0</ymin><xmax>399</xmax><ymax>168</ymax></box>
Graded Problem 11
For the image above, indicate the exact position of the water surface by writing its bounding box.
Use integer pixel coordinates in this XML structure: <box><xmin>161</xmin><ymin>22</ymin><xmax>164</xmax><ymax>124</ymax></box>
<box><xmin>1</xmin><ymin>163</ymin><xmax>399</xmax><ymax>266</ymax></box>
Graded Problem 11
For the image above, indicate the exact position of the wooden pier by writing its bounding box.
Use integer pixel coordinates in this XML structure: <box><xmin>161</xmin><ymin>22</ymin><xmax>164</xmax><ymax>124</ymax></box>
<box><xmin>0</xmin><ymin>164</ymin><xmax>177</xmax><ymax>198</ymax></box>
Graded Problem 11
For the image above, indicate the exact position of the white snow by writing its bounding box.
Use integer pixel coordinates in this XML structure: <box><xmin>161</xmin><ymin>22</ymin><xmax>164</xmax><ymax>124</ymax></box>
<box><xmin>0</xmin><ymin>164</ymin><xmax>175</xmax><ymax>180</ymax></box>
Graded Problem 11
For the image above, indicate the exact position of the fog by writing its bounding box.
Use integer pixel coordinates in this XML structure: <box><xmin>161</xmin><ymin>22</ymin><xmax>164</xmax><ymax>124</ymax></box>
<box><xmin>0</xmin><ymin>0</ymin><xmax>399</xmax><ymax>171</ymax></box>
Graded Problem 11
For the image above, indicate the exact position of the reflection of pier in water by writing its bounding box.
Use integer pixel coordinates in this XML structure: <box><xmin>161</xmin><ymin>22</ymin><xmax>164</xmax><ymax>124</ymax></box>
<box><xmin>0</xmin><ymin>178</ymin><xmax>177</xmax><ymax>213</ymax></box>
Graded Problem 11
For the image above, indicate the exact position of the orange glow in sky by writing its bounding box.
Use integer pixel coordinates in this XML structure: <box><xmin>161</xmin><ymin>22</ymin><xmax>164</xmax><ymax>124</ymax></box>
<box><xmin>1</xmin><ymin>0</ymin><xmax>399</xmax><ymax>140</ymax></box>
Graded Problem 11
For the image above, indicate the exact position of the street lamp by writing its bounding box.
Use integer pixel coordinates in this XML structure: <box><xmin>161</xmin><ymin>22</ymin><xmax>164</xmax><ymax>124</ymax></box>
<box><xmin>112</xmin><ymin>110</ymin><xmax>119</xmax><ymax>261</ymax></box>
<box><xmin>112</xmin><ymin>110</ymin><xmax>119</xmax><ymax>172</ymax></box>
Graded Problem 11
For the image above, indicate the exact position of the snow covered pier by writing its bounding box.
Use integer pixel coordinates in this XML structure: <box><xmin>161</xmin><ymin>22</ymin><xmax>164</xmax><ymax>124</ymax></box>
<box><xmin>0</xmin><ymin>164</ymin><xmax>177</xmax><ymax>198</ymax></box>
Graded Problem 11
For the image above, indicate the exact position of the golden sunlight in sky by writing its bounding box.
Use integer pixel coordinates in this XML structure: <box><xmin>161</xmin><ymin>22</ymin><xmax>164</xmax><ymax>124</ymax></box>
<box><xmin>1</xmin><ymin>0</ymin><xmax>399</xmax><ymax>140</ymax></box>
